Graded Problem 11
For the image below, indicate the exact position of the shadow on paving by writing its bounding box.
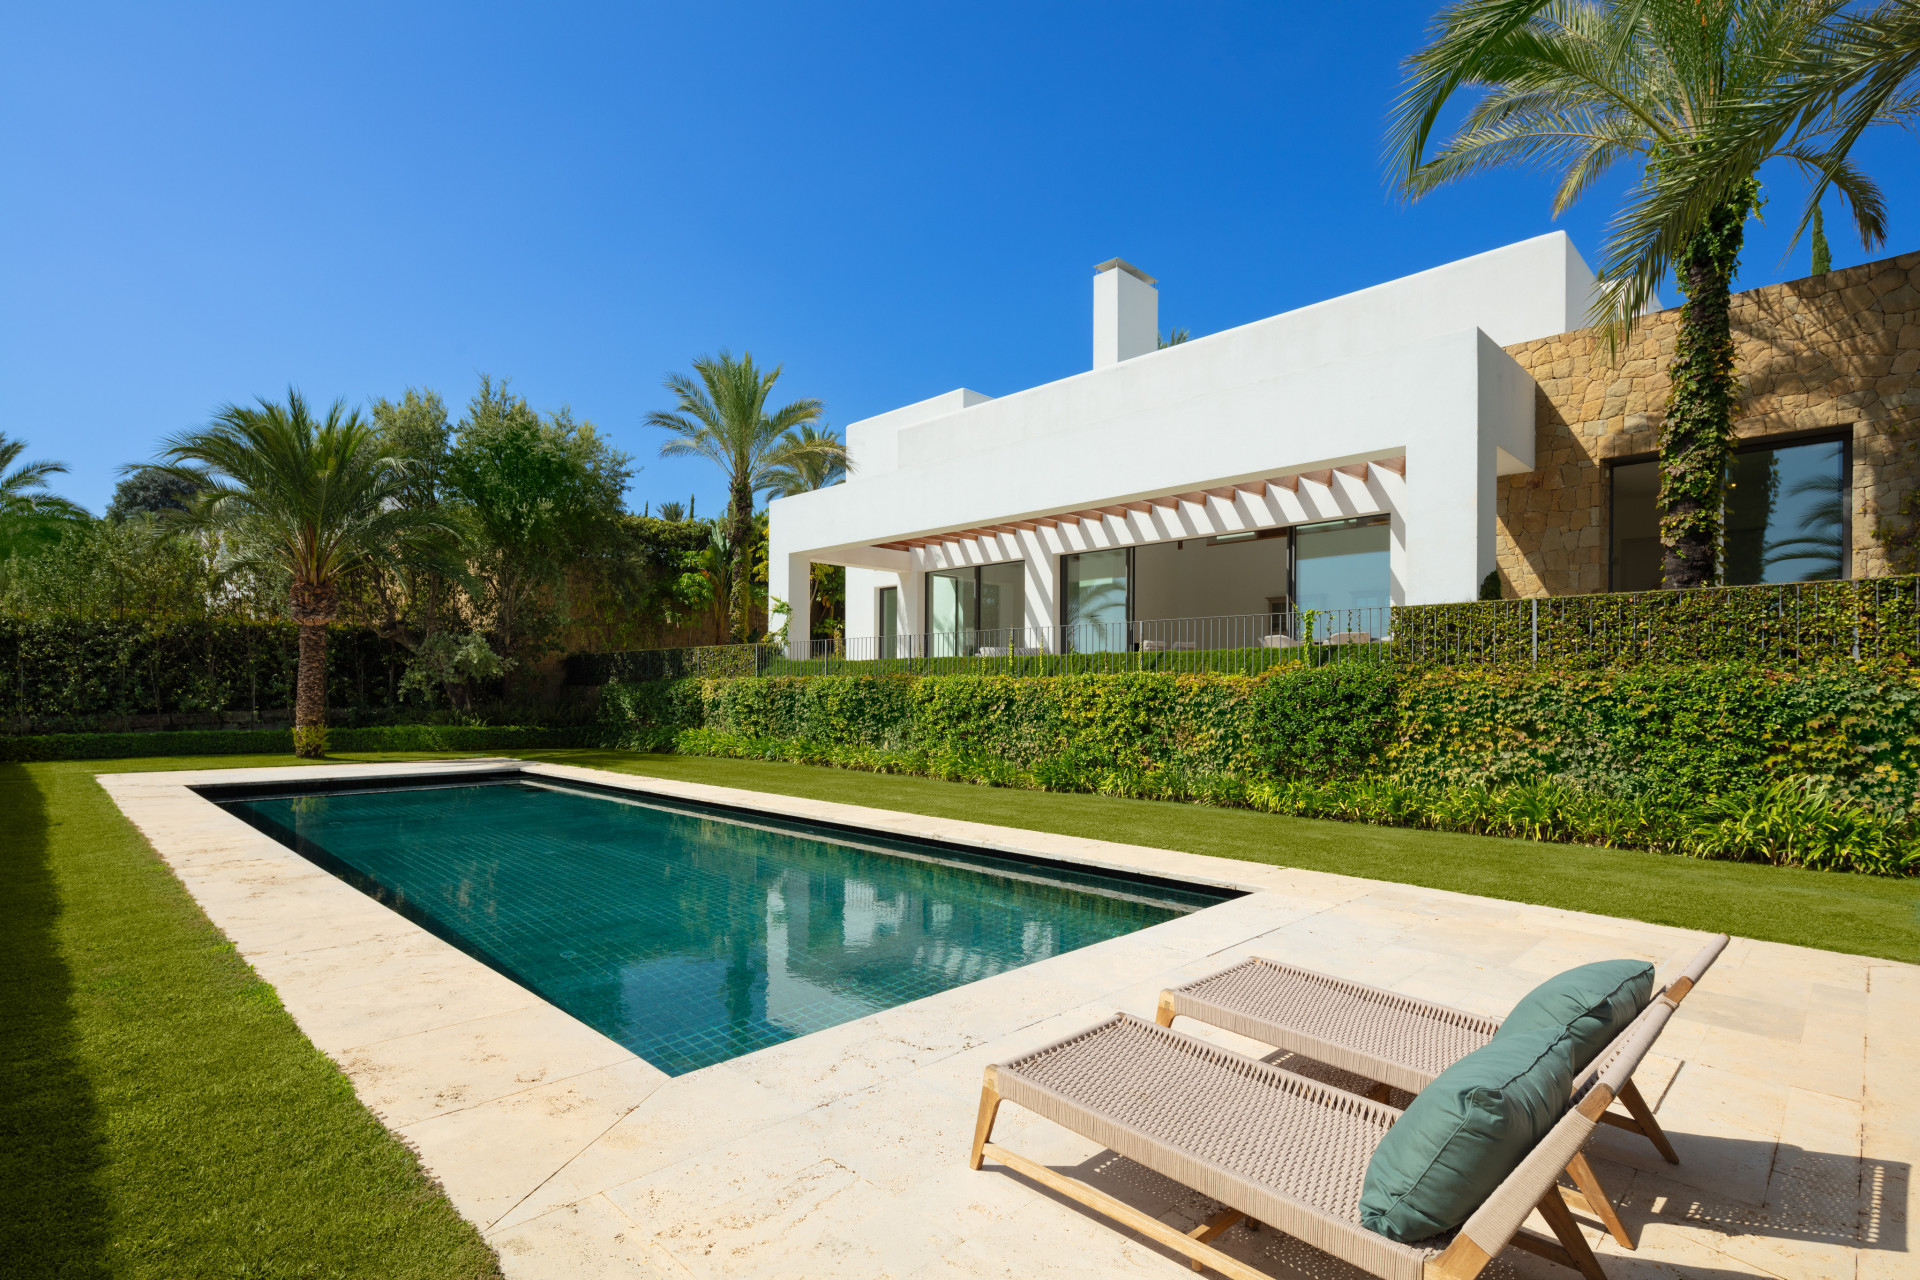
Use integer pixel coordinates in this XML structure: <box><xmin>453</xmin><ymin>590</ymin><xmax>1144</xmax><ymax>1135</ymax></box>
<box><xmin>0</xmin><ymin>763</ymin><xmax>110</xmax><ymax>1276</ymax></box>
<box><xmin>981</xmin><ymin>1132</ymin><xmax>1903</xmax><ymax>1279</ymax></box>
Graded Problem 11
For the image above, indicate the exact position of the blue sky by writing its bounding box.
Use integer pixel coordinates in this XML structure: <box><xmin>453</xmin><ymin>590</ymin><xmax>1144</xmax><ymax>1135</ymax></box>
<box><xmin>6</xmin><ymin>1</ymin><xmax>1916</xmax><ymax>517</ymax></box>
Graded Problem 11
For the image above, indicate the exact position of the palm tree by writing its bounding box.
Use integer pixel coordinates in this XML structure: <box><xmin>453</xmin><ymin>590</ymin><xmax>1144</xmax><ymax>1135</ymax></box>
<box><xmin>0</xmin><ymin>433</ymin><xmax>86</xmax><ymax>560</ymax></box>
<box><xmin>151</xmin><ymin>391</ymin><xmax>457</xmax><ymax>756</ymax></box>
<box><xmin>1389</xmin><ymin>0</ymin><xmax>1885</xmax><ymax>588</ymax></box>
<box><xmin>1632</xmin><ymin>0</ymin><xmax>1919</xmax><ymax>278</ymax></box>
<box><xmin>762</xmin><ymin>423</ymin><xmax>850</xmax><ymax>498</ymax></box>
<box><xmin>646</xmin><ymin>352</ymin><xmax>844</xmax><ymax>642</ymax></box>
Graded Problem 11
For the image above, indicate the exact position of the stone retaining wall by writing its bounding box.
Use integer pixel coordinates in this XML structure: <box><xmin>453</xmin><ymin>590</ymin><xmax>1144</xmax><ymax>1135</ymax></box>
<box><xmin>1495</xmin><ymin>249</ymin><xmax>1920</xmax><ymax>596</ymax></box>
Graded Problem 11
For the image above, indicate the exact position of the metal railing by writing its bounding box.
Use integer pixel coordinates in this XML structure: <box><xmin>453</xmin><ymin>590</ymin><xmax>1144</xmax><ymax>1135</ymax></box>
<box><xmin>565</xmin><ymin>578</ymin><xmax>1920</xmax><ymax>684</ymax></box>
<box><xmin>1391</xmin><ymin>576</ymin><xmax>1920</xmax><ymax>669</ymax></box>
<box><xmin>789</xmin><ymin>608</ymin><xmax>1392</xmax><ymax>675</ymax></box>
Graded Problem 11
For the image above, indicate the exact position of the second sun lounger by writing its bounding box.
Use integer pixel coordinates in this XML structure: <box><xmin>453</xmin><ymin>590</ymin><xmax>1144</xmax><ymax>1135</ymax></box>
<box><xmin>1152</xmin><ymin>934</ymin><xmax>1729</xmax><ymax>1249</ymax></box>
<box><xmin>971</xmin><ymin>987</ymin><xmax>1681</xmax><ymax>1280</ymax></box>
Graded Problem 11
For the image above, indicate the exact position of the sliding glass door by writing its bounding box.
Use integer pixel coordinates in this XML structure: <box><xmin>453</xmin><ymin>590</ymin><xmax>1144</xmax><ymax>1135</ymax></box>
<box><xmin>927</xmin><ymin>564</ymin><xmax>1026</xmax><ymax>655</ymax></box>
<box><xmin>1061</xmin><ymin>549</ymin><xmax>1130</xmax><ymax>652</ymax></box>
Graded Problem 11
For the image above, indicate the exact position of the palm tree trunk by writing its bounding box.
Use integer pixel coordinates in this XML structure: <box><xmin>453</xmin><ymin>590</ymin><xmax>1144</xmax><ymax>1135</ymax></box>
<box><xmin>1660</xmin><ymin>180</ymin><xmax>1757</xmax><ymax>590</ymax></box>
<box><xmin>730</xmin><ymin>479</ymin><xmax>754</xmax><ymax>643</ymax></box>
<box><xmin>290</xmin><ymin>580</ymin><xmax>337</xmax><ymax>757</ymax></box>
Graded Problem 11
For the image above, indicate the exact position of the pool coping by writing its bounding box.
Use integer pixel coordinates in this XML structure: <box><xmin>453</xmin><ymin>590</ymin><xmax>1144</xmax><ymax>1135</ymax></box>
<box><xmin>98</xmin><ymin>757</ymin><xmax>1919</xmax><ymax>1280</ymax></box>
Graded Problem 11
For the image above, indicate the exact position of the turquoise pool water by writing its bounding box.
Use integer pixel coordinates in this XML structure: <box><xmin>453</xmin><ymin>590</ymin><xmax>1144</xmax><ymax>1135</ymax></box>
<box><xmin>217</xmin><ymin>776</ymin><xmax>1228</xmax><ymax>1075</ymax></box>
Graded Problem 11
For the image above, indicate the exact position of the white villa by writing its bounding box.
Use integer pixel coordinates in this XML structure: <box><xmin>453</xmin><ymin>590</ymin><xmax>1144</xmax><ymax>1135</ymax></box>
<box><xmin>767</xmin><ymin>234</ymin><xmax>1601</xmax><ymax>658</ymax></box>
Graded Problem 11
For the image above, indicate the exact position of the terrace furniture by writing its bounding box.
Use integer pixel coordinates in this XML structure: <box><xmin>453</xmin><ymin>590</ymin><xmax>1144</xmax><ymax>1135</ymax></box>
<box><xmin>976</xmin><ymin>646</ymin><xmax>1008</xmax><ymax>657</ymax></box>
<box><xmin>1172</xmin><ymin>641</ymin><xmax>1199</xmax><ymax>652</ymax></box>
<box><xmin>1258</xmin><ymin>635</ymin><xmax>1300</xmax><ymax>649</ymax></box>
<box><xmin>970</xmin><ymin>990</ymin><xmax>1681</xmax><ymax>1280</ymax></box>
<box><xmin>1141</xmin><ymin>640</ymin><xmax>1170</xmax><ymax>653</ymax></box>
<box><xmin>1154</xmin><ymin>936</ymin><xmax>1729</xmax><ymax>1251</ymax></box>
<box><xmin>1322</xmin><ymin>631</ymin><xmax>1374</xmax><ymax>645</ymax></box>
<box><xmin>1010</xmin><ymin>646</ymin><xmax>1044</xmax><ymax>656</ymax></box>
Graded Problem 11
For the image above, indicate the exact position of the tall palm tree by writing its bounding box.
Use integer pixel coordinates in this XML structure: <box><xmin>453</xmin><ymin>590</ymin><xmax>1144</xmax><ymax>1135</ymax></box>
<box><xmin>762</xmin><ymin>423</ymin><xmax>850</xmax><ymax>498</ymax></box>
<box><xmin>152</xmin><ymin>391</ymin><xmax>457</xmax><ymax>756</ymax></box>
<box><xmin>646</xmin><ymin>352</ymin><xmax>844</xmax><ymax>642</ymax></box>
<box><xmin>1390</xmin><ymin>0</ymin><xmax>1885</xmax><ymax>588</ymax></box>
<box><xmin>1622</xmin><ymin>0</ymin><xmax>1918</xmax><ymax>286</ymax></box>
<box><xmin>0</xmin><ymin>433</ymin><xmax>86</xmax><ymax>560</ymax></box>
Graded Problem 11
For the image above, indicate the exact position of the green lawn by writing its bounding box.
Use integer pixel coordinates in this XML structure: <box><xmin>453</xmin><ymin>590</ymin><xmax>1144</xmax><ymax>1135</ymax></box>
<box><xmin>520</xmin><ymin>748</ymin><xmax>1920</xmax><ymax>965</ymax></box>
<box><xmin>6</xmin><ymin>746</ymin><xmax>1916</xmax><ymax>1278</ymax></box>
<box><xmin>1</xmin><ymin>753</ymin><xmax>504</xmax><ymax>1280</ymax></box>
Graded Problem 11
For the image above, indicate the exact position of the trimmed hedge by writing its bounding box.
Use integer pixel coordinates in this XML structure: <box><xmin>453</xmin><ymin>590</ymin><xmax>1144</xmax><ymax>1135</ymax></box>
<box><xmin>1393</xmin><ymin>576</ymin><xmax>1920</xmax><ymax>669</ymax></box>
<box><xmin>602</xmin><ymin>663</ymin><xmax>1920</xmax><ymax>874</ymax></box>
<box><xmin>0</xmin><ymin>615</ymin><xmax>412</xmax><ymax>733</ymax></box>
<box><xmin>0</xmin><ymin>724</ymin><xmax>601</xmax><ymax>763</ymax></box>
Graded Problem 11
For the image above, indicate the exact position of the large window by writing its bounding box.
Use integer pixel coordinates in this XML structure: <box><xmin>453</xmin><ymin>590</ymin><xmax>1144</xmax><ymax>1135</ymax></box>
<box><xmin>1061</xmin><ymin>549</ymin><xmax>1130</xmax><ymax>652</ymax></box>
<box><xmin>1610</xmin><ymin>436</ymin><xmax>1849</xmax><ymax>590</ymax></box>
<box><xmin>926</xmin><ymin>563</ymin><xmax>1025</xmax><ymax>655</ymax></box>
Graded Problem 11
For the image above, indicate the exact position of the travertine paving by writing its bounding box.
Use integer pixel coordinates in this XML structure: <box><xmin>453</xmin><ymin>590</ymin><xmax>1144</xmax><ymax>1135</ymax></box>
<box><xmin>102</xmin><ymin>759</ymin><xmax>1916</xmax><ymax>1280</ymax></box>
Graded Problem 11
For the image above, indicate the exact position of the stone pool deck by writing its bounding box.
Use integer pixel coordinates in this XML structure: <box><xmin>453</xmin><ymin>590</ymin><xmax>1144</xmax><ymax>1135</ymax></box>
<box><xmin>103</xmin><ymin>758</ymin><xmax>1915</xmax><ymax>1280</ymax></box>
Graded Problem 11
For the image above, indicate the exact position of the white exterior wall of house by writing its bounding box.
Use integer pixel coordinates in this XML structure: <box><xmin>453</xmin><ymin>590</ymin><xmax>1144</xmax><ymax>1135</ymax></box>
<box><xmin>769</xmin><ymin>231</ymin><xmax>1596</xmax><ymax>653</ymax></box>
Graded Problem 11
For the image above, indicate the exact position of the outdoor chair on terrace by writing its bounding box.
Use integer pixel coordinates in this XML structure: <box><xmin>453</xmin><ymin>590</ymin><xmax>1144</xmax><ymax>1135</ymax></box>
<box><xmin>1154</xmin><ymin>935</ymin><xmax>1729</xmax><ymax>1251</ymax></box>
<box><xmin>970</xmin><ymin>990</ymin><xmax>1681</xmax><ymax>1280</ymax></box>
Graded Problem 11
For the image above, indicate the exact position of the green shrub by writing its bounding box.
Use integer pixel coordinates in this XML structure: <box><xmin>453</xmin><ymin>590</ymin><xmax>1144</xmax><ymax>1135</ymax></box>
<box><xmin>600</xmin><ymin>661</ymin><xmax>1920</xmax><ymax>876</ymax></box>
<box><xmin>0</xmin><ymin>723</ymin><xmax>600</xmax><ymax>763</ymax></box>
<box><xmin>1248</xmin><ymin>664</ymin><xmax>1401</xmax><ymax>779</ymax></box>
<box><xmin>0</xmin><ymin>614</ymin><xmax>411</xmax><ymax>732</ymax></box>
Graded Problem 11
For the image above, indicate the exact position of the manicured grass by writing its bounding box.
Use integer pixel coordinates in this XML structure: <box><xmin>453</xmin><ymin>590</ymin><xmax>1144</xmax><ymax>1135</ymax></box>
<box><xmin>519</xmin><ymin>748</ymin><xmax>1920</xmax><ymax>964</ymax></box>
<box><xmin>1</xmin><ymin>752</ymin><xmax>503</xmax><ymax>1280</ymax></box>
<box><xmin>8</xmin><ymin>745</ymin><xmax>1916</xmax><ymax>1279</ymax></box>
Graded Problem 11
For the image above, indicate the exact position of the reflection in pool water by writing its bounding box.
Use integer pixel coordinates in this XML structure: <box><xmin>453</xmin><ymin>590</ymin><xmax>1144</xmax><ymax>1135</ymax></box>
<box><xmin>221</xmin><ymin>779</ymin><xmax>1228</xmax><ymax>1074</ymax></box>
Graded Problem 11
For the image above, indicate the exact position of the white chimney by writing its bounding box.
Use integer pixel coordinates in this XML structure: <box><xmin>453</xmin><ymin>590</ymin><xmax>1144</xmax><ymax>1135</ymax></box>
<box><xmin>1092</xmin><ymin>259</ymin><xmax>1158</xmax><ymax>368</ymax></box>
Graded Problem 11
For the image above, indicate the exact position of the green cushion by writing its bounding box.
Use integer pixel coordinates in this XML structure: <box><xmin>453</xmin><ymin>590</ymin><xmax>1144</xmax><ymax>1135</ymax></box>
<box><xmin>1498</xmin><ymin>959</ymin><xmax>1654</xmax><ymax>1071</ymax></box>
<box><xmin>1357</xmin><ymin>1024</ymin><xmax>1573</xmax><ymax>1242</ymax></box>
<box><xmin>1357</xmin><ymin>960</ymin><xmax>1654</xmax><ymax>1242</ymax></box>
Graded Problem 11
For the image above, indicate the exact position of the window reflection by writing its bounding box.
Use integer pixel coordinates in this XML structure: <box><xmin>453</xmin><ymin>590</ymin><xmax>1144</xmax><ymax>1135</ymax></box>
<box><xmin>1610</xmin><ymin>438</ymin><xmax>1848</xmax><ymax>590</ymax></box>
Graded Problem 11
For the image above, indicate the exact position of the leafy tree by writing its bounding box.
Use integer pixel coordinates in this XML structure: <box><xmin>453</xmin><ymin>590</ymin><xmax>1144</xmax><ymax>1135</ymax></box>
<box><xmin>1157</xmin><ymin>327</ymin><xmax>1191</xmax><ymax>348</ymax></box>
<box><xmin>0</xmin><ymin>515</ymin><xmax>240</xmax><ymax>619</ymax></box>
<box><xmin>357</xmin><ymin>386</ymin><xmax>499</xmax><ymax>704</ymax></box>
<box><xmin>151</xmin><ymin>390</ymin><xmax>457</xmax><ymax>756</ymax></box>
<box><xmin>370</xmin><ymin>388</ymin><xmax>452</xmax><ymax>511</ymax></box>
<box><xmin>1389</xmin><ymin>0</ymin><xmax>1883</xmax><ymax>587</ymax></box>
<box><xmin>444</xmin><ymin>376</ymin><xmax>632</xmax><ymax>664</ymax></box>
<box><xmin>107</xmin><ymin>467</ymin><xmax>199</xmax><ymax>521</ymax></box>
<box><xmin>646</xmin><ymin>352</ymin><xmax>841</xmax><ymax>642</ymax></box>
<box><xmin>1809</xmin><ymin>202</ymin><xmax>1832</xmax><ymax>275</ymax></box>
<box><xmin>0</xmin><ymin>433</ymin><xmax>86</xmax><ymax>560</ymax></box>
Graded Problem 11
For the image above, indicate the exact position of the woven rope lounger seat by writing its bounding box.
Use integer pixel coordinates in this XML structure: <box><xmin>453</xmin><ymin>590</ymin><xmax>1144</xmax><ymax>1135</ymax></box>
<box><xmin>1159</xmin><ymin>934</ymin><xmax>1728</xmax><ymax>1137</ymax></box>
<box><xmin>970</xmin><ymin>996</ymin><xmax>1679</xmax><ymax>1280</ymax></box>
<box><xmin>1152</xmin><ymin>936</ymin><xmax>1729</xmax><ymax>1252</ymax></box>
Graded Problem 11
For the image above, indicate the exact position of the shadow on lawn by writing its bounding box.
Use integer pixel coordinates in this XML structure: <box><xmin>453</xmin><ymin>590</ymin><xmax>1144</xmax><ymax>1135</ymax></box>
<box><xmin>0</xmin><ymin>763</ymin><xmax>110</xmax><ymax>1275</ymax></box>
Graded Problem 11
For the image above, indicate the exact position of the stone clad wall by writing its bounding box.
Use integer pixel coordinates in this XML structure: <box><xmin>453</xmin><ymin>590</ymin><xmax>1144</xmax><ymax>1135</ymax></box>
<box><xmin>1494</xmin><ymin>249</ymin><xmax>1920</xmax><ymax>597</ymax></box>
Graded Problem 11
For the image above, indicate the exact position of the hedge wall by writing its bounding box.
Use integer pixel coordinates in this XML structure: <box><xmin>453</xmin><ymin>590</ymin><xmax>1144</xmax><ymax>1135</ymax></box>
<box><xmin>1393</xmin><ymin>576</ymin><xmax>1920</xmax><ymax>669</ymax></box>
<box><xmin>0</xmin><ymin>615</ymin><xmax>413</xmax><ymax>733</ymax></box>
<box><xmin>0</xmin><ymin>723</ymin><xmax>601</xmax><ymax>763</ymax></box>
<box><xmin>602</xmin><ymin>664</ymin><xmax>1920</xmax><ymax>875</ymax></box>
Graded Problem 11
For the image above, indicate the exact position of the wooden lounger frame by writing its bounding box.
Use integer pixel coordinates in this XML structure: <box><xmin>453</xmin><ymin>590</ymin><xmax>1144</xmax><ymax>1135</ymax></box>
<box><xmin>1152</xmin><ymin>937</ymin><xmax>1727</xmax><ymax>1251</ymax></box>
<box><xmin>969</xmin><ymin>965</ymin><xmax>1698</xmax><ymax>1280</ymax></box>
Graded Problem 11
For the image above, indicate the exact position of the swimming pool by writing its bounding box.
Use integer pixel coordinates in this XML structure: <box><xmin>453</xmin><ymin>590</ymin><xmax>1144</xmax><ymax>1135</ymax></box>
<box><xmin>212</xmin><ymin>772</ymin><xmax>1233</xmax><ymax>1075</ymax></box>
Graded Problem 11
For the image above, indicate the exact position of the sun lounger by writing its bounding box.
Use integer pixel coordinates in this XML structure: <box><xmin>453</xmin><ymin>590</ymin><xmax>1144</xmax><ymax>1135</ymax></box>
<box><xmin>1152</xmin><ymin>935</ymin><xmax>1729</xmax><ymax>1250</ymax></box>
<box><xmin>971</xmin><ymin>991</ymin><xmax>1680</xmax><ymax>1280</ymax></box>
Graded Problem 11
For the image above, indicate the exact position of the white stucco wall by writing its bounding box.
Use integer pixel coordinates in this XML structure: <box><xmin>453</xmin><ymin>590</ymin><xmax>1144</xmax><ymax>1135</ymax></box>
<box><xmin>777</xmin><ymin>232</ymin><xmax>1594</xmax><ymax>652</ymax></box>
